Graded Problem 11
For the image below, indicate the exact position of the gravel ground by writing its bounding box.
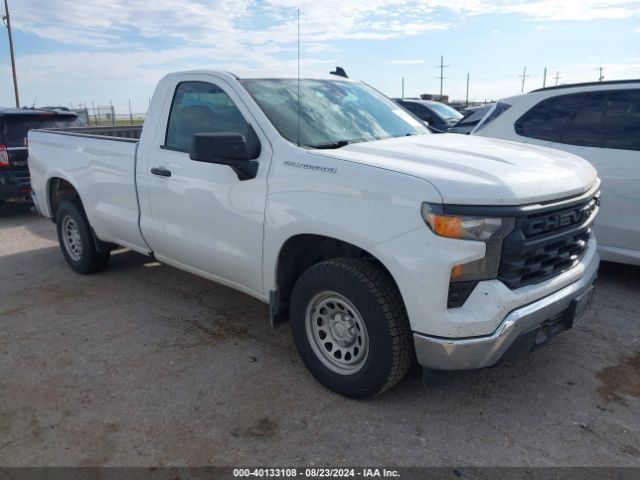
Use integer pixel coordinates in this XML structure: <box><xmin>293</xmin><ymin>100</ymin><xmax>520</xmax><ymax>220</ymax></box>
<box><xmin>1</xmin><ymin>203</ymin><xmax>639</xmax><ymax>467</ymax></box>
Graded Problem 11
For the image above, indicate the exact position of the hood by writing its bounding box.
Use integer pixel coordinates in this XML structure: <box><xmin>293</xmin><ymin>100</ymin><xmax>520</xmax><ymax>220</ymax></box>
<box><xmin>309</xmin><ymin>134</ymin><xmax>598</xmax><ymax>206</ymax></box>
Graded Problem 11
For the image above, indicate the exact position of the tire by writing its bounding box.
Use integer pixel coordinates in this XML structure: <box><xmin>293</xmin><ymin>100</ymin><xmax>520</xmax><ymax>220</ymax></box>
<box><xmin>290</xmin><ymin>257</ymin><xmax>414</xmax><ymax>399</ymax></box>
<box><xmin>55</xmin><ymin>199</ymin><xmax>110</xmax><ymax>274</ymax></box>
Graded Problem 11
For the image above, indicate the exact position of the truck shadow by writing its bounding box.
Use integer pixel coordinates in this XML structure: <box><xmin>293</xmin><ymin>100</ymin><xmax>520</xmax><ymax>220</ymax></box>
<box><xmin>598</xmin><ymin>260</ymin><xmax>640</xmax><ymax>288</ymax></box>
<box><xmin>0</xmin><ymin>202</ymin><xmax>34</xmax><ymax>219</ymax></box>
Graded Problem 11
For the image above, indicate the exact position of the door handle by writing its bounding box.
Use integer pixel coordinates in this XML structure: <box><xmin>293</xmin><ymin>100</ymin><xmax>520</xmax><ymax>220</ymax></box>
<box><xmin>151</xmin><ymin>166</ymin><xmax>172</xmax><ymax>177</ymax></box>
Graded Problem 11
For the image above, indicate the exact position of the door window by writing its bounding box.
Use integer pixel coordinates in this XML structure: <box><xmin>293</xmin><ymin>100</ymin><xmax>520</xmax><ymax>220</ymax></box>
<box><xmin>603</xmin><ymin>90</ymin><xmax>640</xmax><ymax>151</ymax></box>
<box><xmin>165</xmin><ymin>82</ymin><xmax>249</xmax><ymax>152</ymax></box>
<box><xmin>515</xmin><ymin>93</ymin><xmax>584</xmax><ymax>141</ymax></box>
<box><xmin>413</xmin><ymin>105</ymin><xmax>435</xmax><ymax>123</ymax></box>
<box><xmin>559</xmin><ymin>93</ymin><xmax>605</xmax><ymax>148</ymax></box>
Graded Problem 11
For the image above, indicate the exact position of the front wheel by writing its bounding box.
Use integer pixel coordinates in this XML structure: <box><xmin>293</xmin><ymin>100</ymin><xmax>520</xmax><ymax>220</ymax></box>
<box><xmin>290</xmin><ymin>257</ymin><xmax>414</xmax><ymax>398</ymax></box>
<box><xmin>56</xmin><ymin>199</ymin><xmax>110</xmax><ymax>274</ymax></box>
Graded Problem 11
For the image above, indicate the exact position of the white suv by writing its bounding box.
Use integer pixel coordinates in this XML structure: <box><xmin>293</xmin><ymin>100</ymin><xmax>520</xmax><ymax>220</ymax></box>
<box><xmin>472</xmin><ymin>80</ymin><xmax>640</xmax><ymax>266</ymax></box>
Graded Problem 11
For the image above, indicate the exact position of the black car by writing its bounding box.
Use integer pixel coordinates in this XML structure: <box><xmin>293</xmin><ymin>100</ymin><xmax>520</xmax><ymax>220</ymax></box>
<box><xmin>449</xmin><ymin>104</ymin><xmax>493</xmax><ymax>134</ymax></box>
<box><xmin>0</xmin><ymin>108</ymin><xmax>83</xmax><ymax>202</ymax></box>
<box><xmin>393</xmin><ymin>98</ymin><xmax>463</xmax><ymax>132</ymax></box>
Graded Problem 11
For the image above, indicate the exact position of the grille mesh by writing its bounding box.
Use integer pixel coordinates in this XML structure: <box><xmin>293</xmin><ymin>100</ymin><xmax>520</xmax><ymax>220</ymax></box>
<box><xmin>498</xmin><ymin>195</ymin><xmax>598</xmax><ymax>290</ymax></box>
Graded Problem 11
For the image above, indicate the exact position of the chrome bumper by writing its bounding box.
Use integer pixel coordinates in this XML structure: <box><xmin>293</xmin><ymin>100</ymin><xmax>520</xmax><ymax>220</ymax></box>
<box><xmin>413</xmin><ymin>253</ymin><xmax>600</xmax><ymax>370</ymax></box>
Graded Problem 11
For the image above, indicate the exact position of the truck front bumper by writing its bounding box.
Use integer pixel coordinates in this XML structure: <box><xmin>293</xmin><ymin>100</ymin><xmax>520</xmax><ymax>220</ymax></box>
<box><xmin>413</xmin><ymin>251</ymin><xmax>599</xmax><ymax>370</ymax></box>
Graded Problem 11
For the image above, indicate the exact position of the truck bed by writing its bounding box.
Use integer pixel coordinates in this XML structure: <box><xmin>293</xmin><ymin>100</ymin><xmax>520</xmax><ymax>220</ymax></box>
<box><xmin>28</xmin><ymin>127</ymin><xmax>148</xmax><ymax>253</ymax></box>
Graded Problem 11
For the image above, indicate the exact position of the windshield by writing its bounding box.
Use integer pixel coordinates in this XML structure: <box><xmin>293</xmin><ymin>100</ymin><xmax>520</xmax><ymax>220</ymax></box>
<box><xmin>240</xmin><ymin>79</ymin><xmax>429</xmax><ymax>148</ymax></box>
<box><xmin>427</xmin><ymin>103</ymin><xmax>463</xmax><ymax>122</ymax></box>
<box><xmin>472</xmin><ymin>101</ymin><xmax>512</xmax><ymax>133</ymax></box>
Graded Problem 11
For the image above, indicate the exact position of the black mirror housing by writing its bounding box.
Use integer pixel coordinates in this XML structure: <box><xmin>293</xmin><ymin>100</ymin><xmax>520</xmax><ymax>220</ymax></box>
<box><xmin>190</xmin><ymin>132</ymin><xmax>251</xmax><ymax>162</ymax></box>
<box><xmin>189</xmin><ymin>129</ymin><xmax>261</xmax><ymax>181</ymax></box>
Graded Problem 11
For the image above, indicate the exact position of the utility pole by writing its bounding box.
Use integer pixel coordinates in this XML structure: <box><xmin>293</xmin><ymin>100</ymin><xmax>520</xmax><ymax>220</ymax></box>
<box><xmin>542</xmin><ymin>67</ymin><xmax>547</xmax><ymax>88</ymax></box>
<box><xmin>598</xmin><ymin>66</ymin><xmax>604</xmax><ymax>82</ymax></box>
<box><xmin>435</xmin><ymin>55</ymin><xmax>450</xmax><ymax>98</ymax></box>
<box><xmin>554</xmin><ymin>71</ymin><xmax>561</xmax><ymax>86</ymax></box>
<box><xmin>465</xmin><ymin>73</ymin><xmax>470</xmax><ymax>107</ymax></box>
<box><xmin>401</xmin><ymin>77</ymin><xmax>405</xmax><ymax>99</ymax></box>
<box><xmin>519</xmin><ymin>66</ymin><xmax>530</xmax><ymax>93</ymax></box>
<box><xmin>2</xmin><ymin>0</ymin><xmax>20</xmax><ymax>107</ymax></box>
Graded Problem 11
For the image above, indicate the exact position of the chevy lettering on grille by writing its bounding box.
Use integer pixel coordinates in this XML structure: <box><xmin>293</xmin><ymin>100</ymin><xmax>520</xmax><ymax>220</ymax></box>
<box><xmin>525</xmin><ymin>198</ymin><xmax>599</xmax><ymax>236</ymax></box>
<box><xmin>497</xmin><ymin>193</ymin><xmax>599</xmax><ymax>290</ymax></box>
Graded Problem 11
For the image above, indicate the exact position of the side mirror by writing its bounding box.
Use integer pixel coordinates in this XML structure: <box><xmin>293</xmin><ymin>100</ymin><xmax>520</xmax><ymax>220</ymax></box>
<box><xmin>189</xmin><ymin>131</ymin><xmax>260</xmax><ymax>181</ymax></box>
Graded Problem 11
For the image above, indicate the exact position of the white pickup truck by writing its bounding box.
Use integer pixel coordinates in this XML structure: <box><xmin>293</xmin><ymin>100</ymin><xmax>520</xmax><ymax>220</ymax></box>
<box><xmin>29</xmin><ymin>71</ymin><xmax>600</xmax><ymax>398</ymax></box>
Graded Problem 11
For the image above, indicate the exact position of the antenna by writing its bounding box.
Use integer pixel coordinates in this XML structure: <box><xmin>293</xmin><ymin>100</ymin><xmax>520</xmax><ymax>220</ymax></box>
<box><xmin>297</xmin><ymin>8</ymin><xmax>300</xmax><ymax>147</ymax></box>
<box><xmin>31</xmin><ymin>96</ymin><xmax>37</xmax><ymax>108</ymax></box>
<box><xmin>330</xmin><ymin>67</ymin><xmax>348</xmax><ymax>78</ymax></box>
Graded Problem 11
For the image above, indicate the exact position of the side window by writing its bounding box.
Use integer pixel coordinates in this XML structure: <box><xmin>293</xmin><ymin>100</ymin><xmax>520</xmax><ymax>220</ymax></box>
<box><xmin>402</xmin><ymin>103</ymin><xmax>429</xmax><ymax>122</ymax></box>
<box><xmin>603</xmin><ymin>90</ymin><xmax>640</xmax><ymax>151</ymax></box>
<box><xmin>515</xmin><ymin>93</ymin><xmax>584</xmax><ymax>141</ymax></box>
<box><xmin>165</xmin><ymin>82</ymin><xmax>249</xmax><ymax>152</ymax></box>
<box><xmin>414</xmin><ymin>105</ymin><xmax>434</xmax><ymax>123</ymax></box>
<box><xmin>559</xmin><ymin>93</ymin><xmax>605</xmax><ymax>148</ymax></box>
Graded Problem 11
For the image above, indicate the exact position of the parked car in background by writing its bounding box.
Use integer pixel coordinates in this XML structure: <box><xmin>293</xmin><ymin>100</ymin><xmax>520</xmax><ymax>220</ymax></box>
<box><xmin>29</xmin><ymin>71</ymin><xmax>599</xmax><ymax>398</ymax></box>
<box><xmin>393</xmin><ymin>98</ymin><xmax>463</xmax><ymax>132</ymax></box>
<box><xmin>1</xmin><ymin>108</ymin><xmax>84</xmax><ymax>203</ymax></box>
<box><xmin>471</xmin><ymin>80</ymin><xmax>640</xmax><ymax>266</ymax></box>
<box><xmin>449</xmin><ymin>104</ymin><xmax>493</xmax><ymax>134</ymax></box>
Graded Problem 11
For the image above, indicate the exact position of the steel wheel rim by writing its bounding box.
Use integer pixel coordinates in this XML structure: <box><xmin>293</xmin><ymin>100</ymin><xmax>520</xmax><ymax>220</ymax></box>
<box><xmin>62</xmin><ymin>215</ymin><xmax>83</xmax><ymax>262</ymax></box>
<box><xmin>305</xmin><ymin>291</ymin><xmax>369</xmax><ymax>375</ymax></box>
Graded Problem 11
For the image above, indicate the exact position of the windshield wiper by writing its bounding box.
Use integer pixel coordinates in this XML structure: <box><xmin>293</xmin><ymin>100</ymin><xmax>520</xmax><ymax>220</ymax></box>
<box><xmin>305</xmin><ymin>140</ymin><xmax>351</xmax><ymax>149</ymax></box>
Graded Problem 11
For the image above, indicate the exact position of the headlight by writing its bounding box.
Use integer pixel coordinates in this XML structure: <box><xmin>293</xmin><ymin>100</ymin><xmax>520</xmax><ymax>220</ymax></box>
<box><xmin>421</xmin><ymin>202</ymin><xmax>514</xmax><ymax>283</ymax></box>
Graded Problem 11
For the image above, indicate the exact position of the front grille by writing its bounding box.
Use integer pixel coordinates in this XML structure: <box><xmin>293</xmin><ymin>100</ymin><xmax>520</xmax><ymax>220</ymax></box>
<box><xmin>498</xmin><ymin>194</ymin><xmax>599</xmax><ymax>289</ymax></box>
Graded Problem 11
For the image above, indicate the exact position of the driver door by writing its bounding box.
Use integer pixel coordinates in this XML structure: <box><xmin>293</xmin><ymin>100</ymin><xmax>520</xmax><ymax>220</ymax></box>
<box><xmin>138</xmin><ymin>77</ymin><xmax>270</xmax><ymax>296</ymax></box>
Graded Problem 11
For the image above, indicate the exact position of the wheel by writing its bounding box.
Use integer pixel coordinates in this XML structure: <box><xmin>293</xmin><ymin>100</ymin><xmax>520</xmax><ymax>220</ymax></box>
<box><xmin>290</xmin><ymin>257</ymin><xmax>414</xmax><ymax>398</ymax></box>
<box><xmin>55</xmin><ymin>199</ymin><xmax>110</xmax><ymax>274</ymax></box>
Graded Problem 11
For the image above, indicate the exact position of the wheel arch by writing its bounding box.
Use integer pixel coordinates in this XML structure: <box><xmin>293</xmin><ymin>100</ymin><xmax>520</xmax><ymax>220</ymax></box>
<box><xmin>47</xmin><ymin>176</ymin><xmax>83</xmax><ymax>220</ymax></box>
<box><xmin>271</xmin><ymin>233</ymin><xmax>404</xmax><ymax>324</ymax></box>
<box><xmin>48</xmin><ymin>176</ymin><xmax>115</xmax><ymax>253</ymax></box>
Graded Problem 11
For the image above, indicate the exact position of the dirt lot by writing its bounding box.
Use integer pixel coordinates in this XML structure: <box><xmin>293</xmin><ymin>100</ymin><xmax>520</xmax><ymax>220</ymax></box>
<box><xmin>1</xmin><ymin>203</ymin><xmax>639</xmax><ymax>467</ymax></box>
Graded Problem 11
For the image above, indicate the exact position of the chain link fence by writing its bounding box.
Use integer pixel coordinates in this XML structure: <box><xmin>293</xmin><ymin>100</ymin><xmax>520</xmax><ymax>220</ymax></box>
<box><xmin>73</xmin><ymin>107</ymin><xmax>146</xmax><ymax>127</ymax></box>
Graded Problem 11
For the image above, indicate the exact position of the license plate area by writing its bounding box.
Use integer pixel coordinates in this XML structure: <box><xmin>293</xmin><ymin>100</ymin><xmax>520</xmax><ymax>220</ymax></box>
<box><xmin>565</xmin><ymin>285</ymin><xmax>595</xmax><ymax>326</ymax></box>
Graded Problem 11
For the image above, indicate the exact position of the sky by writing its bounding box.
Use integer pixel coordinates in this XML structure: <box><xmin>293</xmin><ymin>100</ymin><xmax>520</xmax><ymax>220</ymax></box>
<box><xmin>1</xmin><ymin>0</ymin><xmax>640</xmax><ymax>113</ymax></box>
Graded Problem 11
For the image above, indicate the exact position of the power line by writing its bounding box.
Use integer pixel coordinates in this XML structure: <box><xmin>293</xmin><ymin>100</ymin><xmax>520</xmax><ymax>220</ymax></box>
<box><xmin>519</xmin><ymin>66</ymin><xmax>530</xmax><ymax>93</ymax></box>
<box><xmin>435</xmin><ymin>55</ymin><xmax>450</xmax><ymax>98</ymax></box>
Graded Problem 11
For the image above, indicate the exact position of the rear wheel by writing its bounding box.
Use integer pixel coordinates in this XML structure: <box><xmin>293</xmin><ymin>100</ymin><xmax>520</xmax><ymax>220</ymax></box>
<box><xmin>56</xmin><ymin>199</ymin><xmax>110</xmax><ymax>274</ymax></box>
<box><xmin>290</xmin><ymin>257</ymin><xmax>414</xmax><ymax>398</ymax></box>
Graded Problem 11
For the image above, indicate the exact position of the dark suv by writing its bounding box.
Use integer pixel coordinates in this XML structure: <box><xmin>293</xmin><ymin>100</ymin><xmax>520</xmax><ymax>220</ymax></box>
<box><xmin>393</xmin><ymin>98</ymin><xmax>463</xmax><ymax>132</ymax></box>
<box><xmin>0</xmin><ymin>108</ymin><xmax>83</xmax><ymax>202</ymax></box>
